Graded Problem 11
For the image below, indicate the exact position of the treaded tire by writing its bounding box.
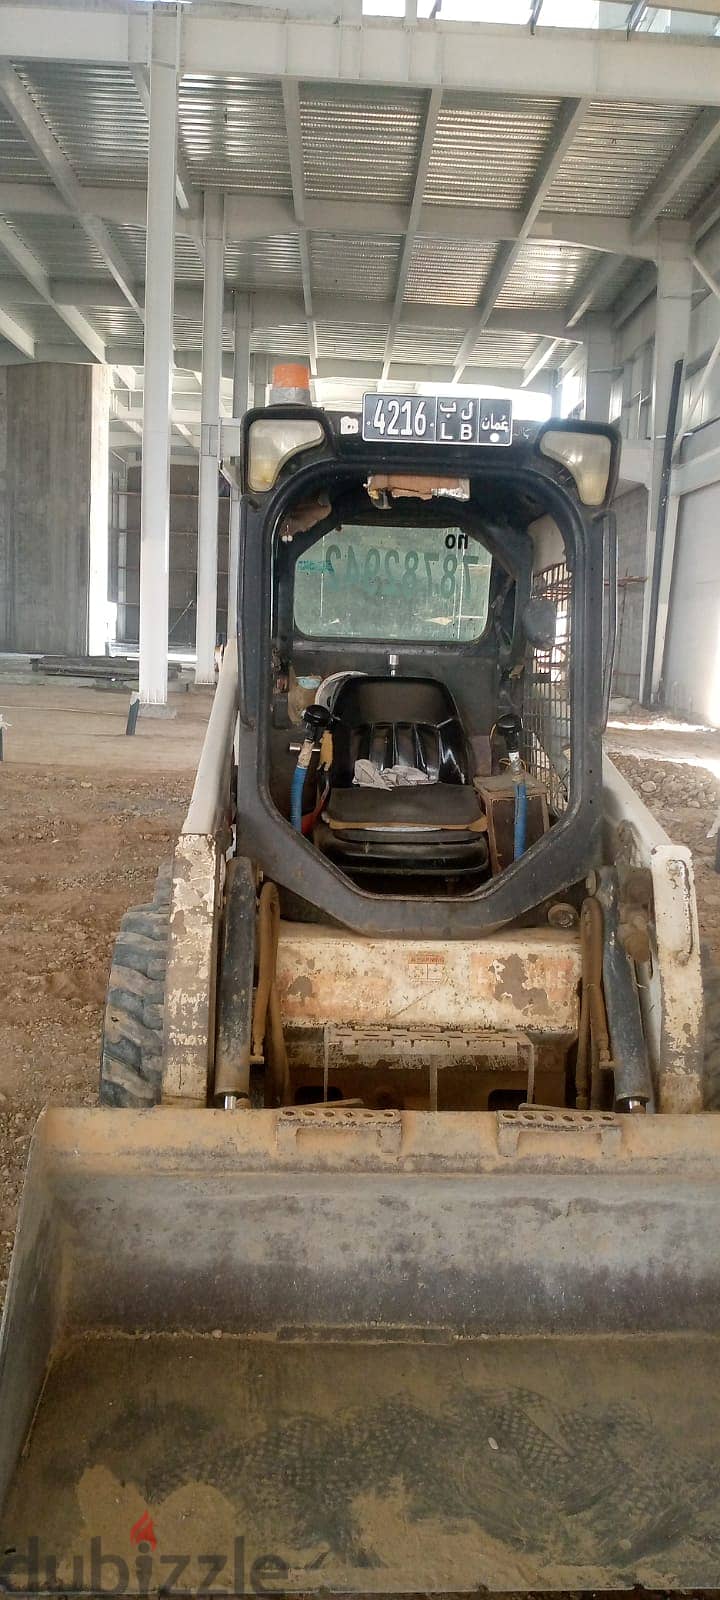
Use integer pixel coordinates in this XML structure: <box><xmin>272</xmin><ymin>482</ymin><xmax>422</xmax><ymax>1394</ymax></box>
<box><xmin>100</xmin><ymin>864</ymin><xmax>171</xmax><ymax>1107</ymax></box>
<box><xmin>702</xmin><ymin>944</ymin><xmax>720</xmax><ymax>1112</ymax></box>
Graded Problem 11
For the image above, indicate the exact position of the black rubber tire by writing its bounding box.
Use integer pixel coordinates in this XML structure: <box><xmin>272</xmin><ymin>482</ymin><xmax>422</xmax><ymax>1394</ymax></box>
<box><xmin>99</xmin><ymin>864</ymin><xmax>171</xmax><ymax>1107</ymax></box>
<box><xmin>702</xmin><ymin>944</ymin><xmax>720</xmax><ymax>1112</ymax></box>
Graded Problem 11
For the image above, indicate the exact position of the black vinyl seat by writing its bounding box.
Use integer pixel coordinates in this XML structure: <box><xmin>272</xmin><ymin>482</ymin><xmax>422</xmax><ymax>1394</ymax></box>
<box><xmin>314</xmin><ymin>676</ymin><xmax>489</xmax><ymax>876</ymax></box>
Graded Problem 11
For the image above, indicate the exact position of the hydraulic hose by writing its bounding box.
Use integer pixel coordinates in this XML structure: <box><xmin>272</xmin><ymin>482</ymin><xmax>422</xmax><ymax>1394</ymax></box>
<box><xmin>513</xmin><ymin>778</ymin><xmax>528</xmax><ymax>859</ymax></box>
<box><xmin>290</xmin><ymin>736</ymin><xmax>314</xmax><ymax>831</ymax></box>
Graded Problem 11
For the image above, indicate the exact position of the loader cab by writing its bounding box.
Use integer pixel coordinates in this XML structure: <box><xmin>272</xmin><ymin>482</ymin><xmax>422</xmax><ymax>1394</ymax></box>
<box><xmin>236</xmin><ymin>401</ymin><xmax>619</xmax><ymax>939</ymax></box>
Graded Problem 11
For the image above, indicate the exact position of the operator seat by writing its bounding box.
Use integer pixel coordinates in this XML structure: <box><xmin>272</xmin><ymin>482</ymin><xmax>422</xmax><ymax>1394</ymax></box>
<box><xmin>314</xmin><ymin>675</ymin><xmax>489</xmax><ymax>876</ymax></box>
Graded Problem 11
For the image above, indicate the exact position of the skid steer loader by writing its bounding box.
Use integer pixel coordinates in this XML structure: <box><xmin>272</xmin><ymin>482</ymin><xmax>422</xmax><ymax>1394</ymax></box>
<box><xmin>1</xmin><ymin>395</ymin><xmax>719</xmax><ymax>1596</ymax></box>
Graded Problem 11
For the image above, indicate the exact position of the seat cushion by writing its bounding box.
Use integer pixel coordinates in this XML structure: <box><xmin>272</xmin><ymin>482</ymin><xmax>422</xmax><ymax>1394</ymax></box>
<box><xmin>325</xmin><ymin>782</ymin><xmax>485</xmax><ymax>834</ymax></box>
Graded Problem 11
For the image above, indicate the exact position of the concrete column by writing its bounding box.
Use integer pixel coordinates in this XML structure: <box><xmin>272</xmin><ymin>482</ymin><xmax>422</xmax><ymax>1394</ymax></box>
<box><xmin>1</xmin><ymin>363</ymin><xmax>110</xmax><ymax>655</ymax></box>
<box><xmin>641</xmin><ymin>243</ymin><xmax>693</xmax><ymax>699</ymax></box>
<box><xmin>228</xmin><ymin>291</ymin><xmax>252</xmax><ymax>639</ymax></box>
<box><xmin>195</xmin><ymin>189</ymin><xmax>225</xmax><ymax>683</ymax></box>
<box><xmin>139</xmin><ymin>18</ymin><xmax>178</xmax><ymax>705</ymax></box>
<box><xmin>583</xmin><ymin>314</ymin><xmax>615</xmax><ymax>423</ymax></box>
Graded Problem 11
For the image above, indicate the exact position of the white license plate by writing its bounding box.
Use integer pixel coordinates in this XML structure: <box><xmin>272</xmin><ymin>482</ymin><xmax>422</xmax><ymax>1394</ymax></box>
<box><xmin>362</xmin><ymin>393</ymin><xmax>513</xmax><ymax>446</ymax></box>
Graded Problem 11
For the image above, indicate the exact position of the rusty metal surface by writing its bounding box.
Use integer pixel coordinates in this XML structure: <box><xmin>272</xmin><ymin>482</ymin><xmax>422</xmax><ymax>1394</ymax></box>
<box><xmin>161</xmin><ymin>834</ymin><xmax>222</xmax><ymax>1107</ymax></box>
<box><xmin>276</xmin><ymin>923</ymin><xmax>582</xmax><ymax>1037</ymax></box>
<box><xmin>3</xmin><ymin>1108</ymin><xmax>720</xmax><ymax>1589</ymax></box>
<box><xmin>603</xmin><ymin>756</ymin><xmax>704</xmax><ymax>1112</ymax></box>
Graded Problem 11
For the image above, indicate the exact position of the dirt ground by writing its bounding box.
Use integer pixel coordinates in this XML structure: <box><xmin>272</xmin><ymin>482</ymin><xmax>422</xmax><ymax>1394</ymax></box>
<box><xmin>606</xmin><ymin>707</ymin><xmax>720</xmax><ymax>965</ymax></box>
<box><xmin>0</xmin><ymin>678</ymin><xmax>209</xmax><ymax>1306</ymax></box>
<box><xmin>2</xmin><ymin>683</ymin><xmax>720</xmax><ymax>1318</ymax></box>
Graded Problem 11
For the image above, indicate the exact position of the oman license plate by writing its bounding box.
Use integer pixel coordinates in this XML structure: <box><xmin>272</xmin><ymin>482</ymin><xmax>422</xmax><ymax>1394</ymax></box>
<box><xmin>362</xmin><ymin>393</ymin><xmax>513</xmax><ymax>447</ymax></box>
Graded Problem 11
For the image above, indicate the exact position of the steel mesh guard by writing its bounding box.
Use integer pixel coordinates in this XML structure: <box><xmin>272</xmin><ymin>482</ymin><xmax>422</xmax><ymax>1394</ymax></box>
<box><xmin>523</xmin><ymin>561</ymin><xmax>572</xmax><ymax>814</ymax></box>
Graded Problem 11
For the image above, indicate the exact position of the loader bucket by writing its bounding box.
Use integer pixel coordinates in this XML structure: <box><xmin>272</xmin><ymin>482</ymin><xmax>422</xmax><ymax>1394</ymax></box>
<box><xmin>2</xmin><ymin>1105</ymin><xmax>720</xmax><ymax>1595</ymax></box>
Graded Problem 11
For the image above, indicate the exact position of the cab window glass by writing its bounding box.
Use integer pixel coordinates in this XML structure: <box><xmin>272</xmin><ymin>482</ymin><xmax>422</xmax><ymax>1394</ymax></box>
<box><xmin>293</xmin><ymin>524</ymin><xmax>492</xmax><ymax>642</ymax></box>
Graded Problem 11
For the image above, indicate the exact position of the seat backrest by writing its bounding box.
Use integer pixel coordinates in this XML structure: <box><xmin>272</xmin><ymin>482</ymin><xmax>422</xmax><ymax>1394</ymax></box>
<box><xmin>330</xmin><ymin>676</ymin><xmax>471</xmax><ymax>787</ymax></box>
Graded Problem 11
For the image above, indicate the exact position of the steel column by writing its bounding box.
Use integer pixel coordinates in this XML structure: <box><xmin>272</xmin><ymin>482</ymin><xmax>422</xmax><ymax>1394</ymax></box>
<box><xmin>641</xmin><ymin>246</ymin><xmax>693</xmax><ymax>703</ymax></box>
<box><xmin>195</xmin><ymin>189</ymin><xmax>225</xmax><ymax>683</ymax></box>
<box><xmin>228</xmin><ymin>292</ymin><xmax>252</xmax><ymax>639</ymax></box>
<box><xmin>583</xmin><ymin>314</ymin><xmax>615</xmax><ymax>422</ymax></box>
<box><xmin>139</xmin><ymin>18</ymin><xmax>178</xmax><ymax>706</ymax></box>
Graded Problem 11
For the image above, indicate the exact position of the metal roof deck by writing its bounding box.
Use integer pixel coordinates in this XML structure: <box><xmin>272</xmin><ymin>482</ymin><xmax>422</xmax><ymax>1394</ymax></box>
<box><xmin>0</xmin><ymin>1</ymin><xmax>718</xmax><ymax>441</ymax></box>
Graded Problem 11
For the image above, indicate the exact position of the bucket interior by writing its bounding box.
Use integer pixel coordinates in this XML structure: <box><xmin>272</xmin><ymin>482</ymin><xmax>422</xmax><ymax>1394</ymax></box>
<box><xmin>1</xmin><ymin>1109</ymin><xmax>720</xmax><ymax>1593</ymax></box>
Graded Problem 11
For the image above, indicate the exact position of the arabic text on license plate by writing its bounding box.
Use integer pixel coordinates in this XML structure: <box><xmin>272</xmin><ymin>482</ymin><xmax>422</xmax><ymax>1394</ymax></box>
<box><xmin>362</xmin><ymin>394</ymin><xmax>512</xmax><ymax>447</ymax></box>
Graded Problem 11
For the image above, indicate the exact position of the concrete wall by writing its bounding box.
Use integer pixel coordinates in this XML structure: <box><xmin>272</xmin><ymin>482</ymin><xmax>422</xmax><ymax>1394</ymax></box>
<box><xmin>0</xmin><ymin>362</ymin><xmax>108</xmax><ymax>656</ymax></box>
<box><xmin>117</xmin><ymin>463</ymin><xmax>230</xmax><ymax>650</ymax></box>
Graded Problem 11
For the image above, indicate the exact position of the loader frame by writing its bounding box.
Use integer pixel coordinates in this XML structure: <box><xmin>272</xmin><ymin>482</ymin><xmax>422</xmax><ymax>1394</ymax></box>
<box><xmin>234</xmin><ymin>415</ymin><xmax>610</xmax><ymax>938</ymax></box>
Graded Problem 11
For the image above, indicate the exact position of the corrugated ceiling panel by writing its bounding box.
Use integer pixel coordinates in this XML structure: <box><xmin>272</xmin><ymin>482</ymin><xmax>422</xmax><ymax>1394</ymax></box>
<box><xmin>663</xmin><ymin>135</ymin><xmax>720</xmax><ymax>219</ymax></box>
<box><xmin>405</xmin><ymin>237</ymin><xmax>496</xmax><ymax>306</ymax></box>
<box><xmin>224</xmin><ymin>236</ymin><xmax>302</xmax><ymax>291</ymax></box>
<box><xmin>310</xmin><ymin>233</ymin><xmax>402</xmax><ymax>299</ymax></box>
<box><xmin>469</xmin><ymin>330</ymin><xmax>540</xmax><ymax>367</ymax></box>
<box><xmin>317</xmin><ymin>322</ymin><xmax>388</xmax><ymax>361</ymax></box>
<box><xmin>495</xmin><ymin>243</ymin><xmax>592</xmax><ymax>309</ymax></box>
<box><xmin>84</xmin><ymin>305</ymin><xmax>143</xmax><ymax>343</ymax></box>
<box><xmin>22</xmin><ymin>302</ymin><xmax>82</xmax><ymax>345</ymax></box>
<box><xmin>0</xmin><ymin>105</ymin><xmax>46</xmax><ymax>182</ymax></box>
<box><xmin>391</xmin><ymin>325</ymin><xmax>464</xmax><ymax>364</ymax></box>
<box><xmin>424</xmin><ymin>92</ymin><xmax>561</xmax><ymax>208</ymax></box>
<box><xmin>251</xmin><ymin>324</ymin><xmax>309</xmax><ymax>357</ymax></box>
<box><xmin>179</xmin><ymin>76</ymin><xmax>290</xmax><ymax>193</ymax></box>
<box><xmin>13</xmin><ymin>62</ymin><xmax>148</xmax><ymax>186</ymax></box>
<box><xmin>545</xmin><ymin>101</ymin><xmax>695</xmax><ymax>215</ymax></box>
<box><xmin>589</xmin><ymin>255</ymin><xmax>651</xmax><ymax>314</ymax></box>
<box><xmin>1</xmin><ymin>213</ymin><xmax>110</xmax><ymax>278</ymax></box>
<box><xmin>107</xmin><ymin>223</ymin><xmax>204</xmax><ymax>283</ymax></box>
<box><xmin>173</xmin><ymin>316</ymin><xmax>236</xmax><ymax>351</ymax></box>
<box><xmin>301</xmin><ymin>83</ymin><xmax>425</xmax><ymax>204</ymax></box>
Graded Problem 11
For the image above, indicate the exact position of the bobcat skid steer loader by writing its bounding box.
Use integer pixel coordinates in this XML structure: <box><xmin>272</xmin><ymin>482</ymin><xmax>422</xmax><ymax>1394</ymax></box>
<box><xmin>1</xmin><ymin>398</ymin><xmax>719</xmax><ymax>1596</ymax></box>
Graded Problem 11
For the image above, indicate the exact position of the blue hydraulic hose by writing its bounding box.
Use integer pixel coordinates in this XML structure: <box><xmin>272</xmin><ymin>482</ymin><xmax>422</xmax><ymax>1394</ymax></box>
<box><xmin>291</xmin><ymin>738</ymin><xmax>313</xmax><ymax>831</ymax></box>
<box><xmin>514</xmin><ymin>778</ymin><xmax>528</xmax><ymax>859</ymax></box>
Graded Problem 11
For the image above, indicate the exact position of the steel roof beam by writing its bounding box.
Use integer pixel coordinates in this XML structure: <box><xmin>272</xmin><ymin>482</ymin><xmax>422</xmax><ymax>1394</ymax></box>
<box><xmin>2</xmin><ymin>6</ymin><xmax>720</xmax><ymax>107</ymax></box>
<box><xmin>0</xmin><ymin>216</ymin><xmax>105</xmax><ymax>360</ymax></box>
<box><xmin>611</xmin><ymin>261</ymin><xmax>657</xmax><ymax>328</ymax></box>
<box><xmin>0</xmin><ymin>62</ymin><xmax>142</xmax><ymax>322</ymax></box>
<box><xmin>453</xmin><ymin>96</ymin><xmax>588</xmax><ymax>380</ymax></box>
<box><xmin>570</xmin><ymin>121</ymin><xmax>709</xmax><ymax>319</ymax></box>
<box><xmin>691</xmin><ymin>184</ymin><xmax>720</xmax><ymax>245</ymax></box>
<box><xmin>522</xmin><ymin>336</ymin><xmax>561</xmax><ymax>389</ymax></box>
<box><xmin>52</xmin><ymin>285</ymin><xmax>584</xmax><ymax>340</ymax></box>
<box><xmin>566</xmin><ymin>254</ymin><xmax>623</xmax><ymax>326</ymax></box>
<box><xmin>0</xmin><ymin>301</ymin><xmax>35</xmax><ymax>359</ymax></box>
<box><xmin>177</xmin><ymin>10</ymin><xmax>720</xmax><ymax>108</ymax></box>
<box><xmin>0</xmin><ymin>182</ymin><xmax>657</xmax><ymax>258</ymax></box>
<box><xmin>632</xmin><ymin>107</ymin><xmax>720</xmax><ymax>240</ymax></box>
<box><xmin>282</xmin><ymin>78</ymin><xmax>317</xmax><ymax>377</ymax></box>
<box><xmin>382</xmin><ymin>86</ymin><xmax>443</xmax><ymax>380</ymax></box>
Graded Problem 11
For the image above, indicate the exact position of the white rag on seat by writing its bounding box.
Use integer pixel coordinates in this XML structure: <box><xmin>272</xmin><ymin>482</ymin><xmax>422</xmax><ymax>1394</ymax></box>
<box><xmin>353</xmin><ymin>759</ymin><xmax>432</xmax><ymax>790</ymax></box>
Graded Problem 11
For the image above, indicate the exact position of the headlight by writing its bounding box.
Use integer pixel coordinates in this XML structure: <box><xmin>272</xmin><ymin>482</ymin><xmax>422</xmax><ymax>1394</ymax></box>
<box><xmin>538</xmin><ymin>428</ymin><xmax>614</xmax><ymax>508</ymax></box>
<box><xmin>247</xmin><ymin>418</ymin><xmax>325</xmax><ymax>492</ymax></box>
